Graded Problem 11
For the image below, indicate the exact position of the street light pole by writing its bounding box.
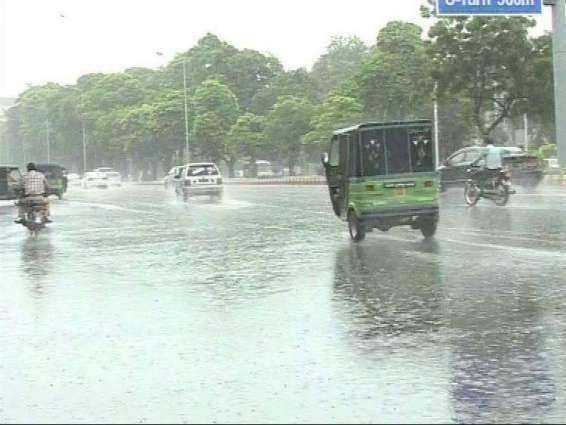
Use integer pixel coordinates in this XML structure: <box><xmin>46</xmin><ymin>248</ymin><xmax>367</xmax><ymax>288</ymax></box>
<box><xmin>523</xmin><ymin>113</ymin><xmax>529</xmax><ymax>152</ymax></box>
<box><xmin>182</xmin><ymin>59</ymin><xmax>190</xmax><ymax>163</ymax></box>
<box><xmin>433</xmin><ymin>81</ymin><xmax>440</xmax><ymax>170</ymax></box>
<box><xmin>46</xmin><ymin>117</ymin><xmax>51</xmax><ymax>163</ymax></box>
<box><xmin>156</xmin><ymin>51</ymin><xmax>191</xmax><ymax>164</ymax></box>
<box><xmin>548</xmin><ymin>0</ymin><xmax>566</xmax><ymax>164</ymax></box>
<box><xmin>82</xmin><ymin>120</ymin><xmax>87</xmax><ymax>172</ymax></box>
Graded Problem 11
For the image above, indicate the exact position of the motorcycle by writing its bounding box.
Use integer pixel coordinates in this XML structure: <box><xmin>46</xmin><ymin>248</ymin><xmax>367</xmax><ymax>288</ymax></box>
<box><xmin>464</xmin><ymin>166</ymin><xmax>515</xmax><ymax>207</ymax></box>
<box><xmin>15</xmin><ymin>193</ymin><xmax>49</xmax><ymax>237</ymax></box>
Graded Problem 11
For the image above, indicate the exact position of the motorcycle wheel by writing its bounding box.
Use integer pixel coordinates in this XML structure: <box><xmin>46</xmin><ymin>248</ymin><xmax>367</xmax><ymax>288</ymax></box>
<box><xmin>495</xmin><ymin>183</ymin><xmax>510</xmax><ymax>207</ymax></box>
<box><xmin>464</xmin><ymin>182</ymin><xmax>480</xmax><ymax>206</ymax></box>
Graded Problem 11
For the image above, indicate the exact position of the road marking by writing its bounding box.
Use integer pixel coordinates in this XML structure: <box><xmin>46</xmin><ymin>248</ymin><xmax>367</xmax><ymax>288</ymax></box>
<box><xmin>443</xmin><ymin>227</ymin><xmax>564</xmax><ymax>245</ymax></box>
<box><xmin>69</xmin><ymin>201</ymin><xmax>153</xmax><ymax>215</ymax></box>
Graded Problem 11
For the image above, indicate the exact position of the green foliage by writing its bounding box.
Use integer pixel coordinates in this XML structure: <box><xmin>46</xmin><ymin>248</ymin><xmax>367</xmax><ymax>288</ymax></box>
<box><xmin>264</xmin><ymin>96</ymin><xmax>314</xmax><ymax>174</ymax></box>
<box><xmin>227</xmin><ymin>113</ymin><xmax>265</xmax><ymax>163</ymax></box>
<box><xmin>354</xmin><ymin>21</ymin><xmax>432</xmax><ymax>121</ymax></box>
<box><xmin>311</xmin><ymin>36</ymin><xmax>369</xmax><ymax>97</ymax></box>
<box><xmin>5</xmin><ymin>18</ymin><xmax>555</xmax><ymax>176</ymax></box>
<box><xmin>428</xmin><ymin>16</ymin><xmax>536</xmax><ymax>140</ymax></box>
<box><xmin>539</xmin><ymin>143</ymin><xmax>557</xmax><ymax>159</ymax></box>
<box><xmin>250</xmin><ymin>69</ymin><xmax>320</xmax><ymax>114</ymax></box>
<box><xmin>306</xmin><ymin>94</ymin><xmax>362</xmax><ymax>144</ymax></box>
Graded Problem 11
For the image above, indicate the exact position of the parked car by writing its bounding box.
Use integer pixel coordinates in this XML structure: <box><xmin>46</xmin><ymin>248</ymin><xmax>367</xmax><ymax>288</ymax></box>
<box><xmin>439</xmin><ymin>146</ymin><xmax>544</xmax><ymax>191</ymax></box>
<box><xmin>174</xmin><ymin>162</ymin><xmax>223</xmax><ymax>201</ymax></box>
<box><xmin>543</xmin><ymin>157</ymin><xmax>560</xmax><ymax>173</ymax></box>
<box><xmin>94</xmin><ymin>167</ymin><xmax>122</xmax><ymax>186</ymax></box>
<box><xmin>82</xmin><ymin>171</ymin><xmax>109</xmax><ymax>189</ymax></box>
<box><xmin>256</xmin><ymin>160</ymin><xmax>275</xmax><ymax>178</ymax></box>
<box><xmin>0</xmin><ymin>165</ymin><xmax>22</xmax><ymax>200</ymax></box>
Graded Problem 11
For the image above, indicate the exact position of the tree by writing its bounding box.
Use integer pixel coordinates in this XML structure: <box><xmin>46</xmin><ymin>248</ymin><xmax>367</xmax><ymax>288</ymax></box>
<box><xmin>355</xmin><ymin>21</ymin><xmax>432</xmax><ymax>121</ymax></box>
<box><xmin>226</xmin><ymin>49</ymin><xmax>283</xmax><ymax>111</ymax></box>
<box><xmin>250</xmin><ymin>69</ymin><xmax>320</xmax><ymax>114</ymax></box>
<box><xmin>193</xmin><ymin>79</ymin><xmax>240</xmax><ymax>174</ymax></box>
<box><xmin>524</xmin><ymin>34</ymin><xmax>554</xmax><ymax>144</ymax></box>
<box><xmin>264</xmin><ymin>96</ymin><xmax>314</xmax><ymax>175</ymax></box>
<box><xmin>227</xmin><ymin>113</ymin><xmax>265</xmax><ymax>176</ymax></box>
<box><xmin>311</xmin><ymin>35</ymin><xmax>369</xmax><ymax>97</ymax></box>
<box><xmin>306</xmin><ymin>94</ymin><xmax>362</xmax><ymax>144</ymax></box>
<box><xmin>192</xmin><ymin>112</ymin><xmax>227</xmax><ymax>164</ymax></box>
<box><xmin>428</xmin><ymin>16</ymin><xmax>536</xmax><ymax>141</ymax></box>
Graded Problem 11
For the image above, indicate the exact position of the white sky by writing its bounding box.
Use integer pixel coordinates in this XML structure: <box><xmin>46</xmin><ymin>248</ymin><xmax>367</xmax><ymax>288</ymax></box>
<box><xmin>0</xmin><ymin>0</ymin><xmax>553</xmax><ymax>98</ymax></box>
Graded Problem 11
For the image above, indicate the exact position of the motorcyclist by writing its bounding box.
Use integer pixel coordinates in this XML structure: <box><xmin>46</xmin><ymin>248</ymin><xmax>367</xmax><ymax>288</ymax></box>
<box><xmin>471</xmin><ymin>137</ymin><xmax>503</xmax><ymax>189</ymax></box>
<box><xmin>14</xmin><ymin>162</ymin><xmax>52</xmax><ymax>224</ymax></box>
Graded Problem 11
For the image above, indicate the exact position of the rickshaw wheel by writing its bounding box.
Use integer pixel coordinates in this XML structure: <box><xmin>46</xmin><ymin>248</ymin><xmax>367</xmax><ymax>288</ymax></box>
<box><xmin>348</xmin><ymin>210</ymin><xmax>366</xmax><ymax>243</ymax></box>
<box><xmin>420</xmin><ymin>216</ymin><xmax>437</xmax><ymax>239</ymax></box>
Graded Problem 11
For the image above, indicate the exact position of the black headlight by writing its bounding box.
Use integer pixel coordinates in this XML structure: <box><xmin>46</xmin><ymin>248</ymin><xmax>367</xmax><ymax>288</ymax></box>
<box><xmin>217</xmin><ymin>177</ymin><xmax>223</xmax><ymax>185</ymax></box>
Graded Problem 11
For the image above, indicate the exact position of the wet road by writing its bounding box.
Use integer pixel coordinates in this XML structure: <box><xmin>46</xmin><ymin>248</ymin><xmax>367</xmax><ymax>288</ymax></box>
<box><xmin>1</xmin><ymin>184</ymin><xmax>566</xmax><ymax>423</ymax></box>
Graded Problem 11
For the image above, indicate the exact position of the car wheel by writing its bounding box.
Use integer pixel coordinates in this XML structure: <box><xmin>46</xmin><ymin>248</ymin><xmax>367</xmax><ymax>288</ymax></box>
<box><xmin>348</xmin><ymin>210</ymin><xmax>366</xmax><ymax>243</ymax></box>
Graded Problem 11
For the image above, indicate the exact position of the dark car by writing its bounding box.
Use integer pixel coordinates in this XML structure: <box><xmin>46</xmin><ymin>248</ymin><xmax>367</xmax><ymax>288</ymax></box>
<box><xmin>439</xmin><ymin>146</ymin><xmax>544</xmax><ymax>191</ymax></box>
<box><xmin>0</xmin><ymin>166</ymin><xmax>22</xmax><ymax>200</ymax></box>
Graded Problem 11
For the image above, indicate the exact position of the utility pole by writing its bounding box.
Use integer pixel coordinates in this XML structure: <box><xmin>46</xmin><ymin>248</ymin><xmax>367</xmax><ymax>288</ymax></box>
<box><xmin>46</xmin><ymin>118</ymin><xmax>51</xmax><ymax>163</ymax></box>
<box><xmin>523</xmin><ymin>113</ymin><xmax>529</xmax><ymax>152</ymax></box>
<box><xmin>546</xmin><ymin>0</ymin><xmax>566</xmax><ymax>164</ymax></box>
<box><xmin>433</xmin><ymin>81</ymin><xmax>440</xmax><ymax>169</ymax></box>
<box><xmin>182</xmin><ymin>59</ymin><xmax>190</xmax><ymax>163</ymax></box>
<box><xmin>82</xmin><ymin>121</ymin><xmax>87</xmax><ymax>172</ymax></box>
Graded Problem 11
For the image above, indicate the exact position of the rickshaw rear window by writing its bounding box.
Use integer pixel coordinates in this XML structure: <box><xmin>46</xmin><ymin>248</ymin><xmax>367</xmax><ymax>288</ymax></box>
<box><xmin>358</xmin><ymin>126</ymin><xmax>434</xmax><ymax>176</ymax></box>
<box><xmin>385</xmin><ymin>128</ymin><xmax>411</xmax><ymax>174</ymax></box>
<box><xmin>409</xmin><ymin>129</ymin><xmax>434</xmax><ymax>172</ymax></box>
<box><xmin>361</xmin><ymin>130</ymin><xmax>386</xmax><ymax>176</ymax></box>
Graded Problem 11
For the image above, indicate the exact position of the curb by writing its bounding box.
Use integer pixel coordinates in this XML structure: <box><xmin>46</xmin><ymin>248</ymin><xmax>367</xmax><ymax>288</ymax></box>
<box><xmin>543</xmin><ymin>174</ymin><xmax>566</xmax><ymax>185</ymax></box>
<box><xmin>224</xmin><ymin>177</ymin><xmax>326</xmax><ymax>186</ymax></box>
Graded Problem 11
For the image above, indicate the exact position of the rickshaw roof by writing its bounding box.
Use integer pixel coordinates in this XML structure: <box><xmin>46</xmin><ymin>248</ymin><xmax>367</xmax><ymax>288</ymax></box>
<box><xmin>333</xmin><ymin>119</ymin><xmax>433</xmax><ymax>136</ymax></box>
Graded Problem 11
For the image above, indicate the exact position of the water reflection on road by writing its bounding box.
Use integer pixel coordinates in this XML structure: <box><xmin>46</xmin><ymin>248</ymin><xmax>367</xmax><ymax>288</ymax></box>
<box><xmin>0</xmin><ymin>185</ymin><xmax>566</xmax><ymax>423</ymax></box>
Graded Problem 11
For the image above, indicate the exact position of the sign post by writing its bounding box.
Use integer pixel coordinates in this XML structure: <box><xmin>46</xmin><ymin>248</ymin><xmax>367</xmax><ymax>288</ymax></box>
<box><xmin>546</xmin><ymin>0</ymin><xmax>566</xmax><ymax>165</ymax></box>
<box><xmin>436</xmin><ymin>0</ymin><xmax>543</xmax><ymax>16</ymax></box>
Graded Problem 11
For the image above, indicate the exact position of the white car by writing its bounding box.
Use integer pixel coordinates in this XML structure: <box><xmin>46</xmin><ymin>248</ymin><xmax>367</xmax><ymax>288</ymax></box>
<box><xmin>82</xmin><ymin>171</ymin><xmax>109</xmax><ymax>189</ymax></box>
<box><xmin>174</xmin><ymin>162</ymin><xmax>223</xmax><ymax>201</ymax></box>
<box><xmin>67</xmin><ymin>173</ymin><xmax>82</xmax><ymax>187</ymax></box>
<box><xmin>256</xmin><ymin>160</ymin><xmax>275</xmax><ymax>178</ymax></box>
<box><xmin>94</xmin><ymin>167</ymin><xmax>122</xmax><ymax>186</ymax></box>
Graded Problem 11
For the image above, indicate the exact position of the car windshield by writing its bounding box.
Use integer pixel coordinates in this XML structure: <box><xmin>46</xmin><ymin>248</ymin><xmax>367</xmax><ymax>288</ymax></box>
<box><xmin>187</xmin><ymin>165</ymin><xmax>218</xmax><ymax>176</ymax></box>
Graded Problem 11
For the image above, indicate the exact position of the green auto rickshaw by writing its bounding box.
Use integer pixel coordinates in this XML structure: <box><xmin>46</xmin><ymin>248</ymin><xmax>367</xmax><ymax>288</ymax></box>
<box><xmin>321</xmin><ymin>120</ymin><xmax>439</xmax><ymax>242</ymax></box>
<box><xmin>36</xmin><ymin>163</ymin><xmax>68</xmax><ymax>199</ymax></box>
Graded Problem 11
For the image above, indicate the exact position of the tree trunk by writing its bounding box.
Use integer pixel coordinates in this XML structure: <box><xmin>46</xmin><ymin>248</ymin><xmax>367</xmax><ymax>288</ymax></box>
<box><xmin>288</xmin><ymin>155</ymin><xmax>296</xmax><ymax>177</ymax></box>
<box><xmin>225</xmin><ymin>157</ymin><xmax>237</xmax><ymax>178</ymax></box>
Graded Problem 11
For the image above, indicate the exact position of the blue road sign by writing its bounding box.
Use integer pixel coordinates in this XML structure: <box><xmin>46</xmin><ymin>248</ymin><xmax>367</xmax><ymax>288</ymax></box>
<box><xmin>436</xmin><ymin>0</ymin><xmax>543</xmax><ymax>16</ymax></box>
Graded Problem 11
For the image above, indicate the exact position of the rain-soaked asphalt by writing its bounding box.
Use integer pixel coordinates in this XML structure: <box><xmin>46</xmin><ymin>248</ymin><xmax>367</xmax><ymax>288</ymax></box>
<box><xmin>1</xmin><ymin>183</ymin><xmax>566</xmax><ymax>423</ymax></box>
